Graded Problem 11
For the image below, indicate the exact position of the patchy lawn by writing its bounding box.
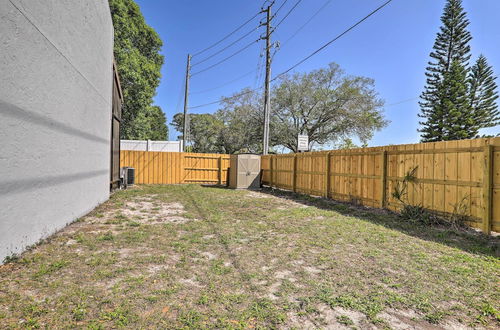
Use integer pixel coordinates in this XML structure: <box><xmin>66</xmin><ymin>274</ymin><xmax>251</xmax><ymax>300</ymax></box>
<box><xmin>0</xmin><ymin>185</ymin><xmax>499</xmax><ymax>329</ymax></box>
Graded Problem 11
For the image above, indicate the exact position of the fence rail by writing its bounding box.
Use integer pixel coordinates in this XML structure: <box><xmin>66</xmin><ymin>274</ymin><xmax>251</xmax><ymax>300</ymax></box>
<box><xmin>120</xmin><ymin>151</ymin><xmax>230</xmax><ymax>185</ymax></box>
<box><xmin>261</xmin><ymin>138</ymin><xmax>500</xmax><ymax>234</ymax></box>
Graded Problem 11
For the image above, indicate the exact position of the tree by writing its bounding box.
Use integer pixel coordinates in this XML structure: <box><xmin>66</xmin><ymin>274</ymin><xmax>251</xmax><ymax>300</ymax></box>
<box><xmin>172</xmin><ymin>63</ymin><xmax>386</xmax><ymax>154</ymax></box>
<box><xmin>215</xmin><ymin>89</ymin><xmax>263</xmax><ymax>154</ymax></box>
<box><xmin>439</xmin><ymin>60</ymin><xmax>474</xmax><ymax>140</ymax></box>
<box><xmin>171</xmin><ymin>113</ymin><xmax>223</xmax><ymax>153</ymax></box>
<box><xmin>109</xmin><ymin>0</ymin><xmax>166</xmax><ymax>140</ymax></box>
<box><xmin>271</xmin><ymin>63</ymin><xmax>387</xmax><ymax>152</ymax></box>
<box><xmin>171</xmin><ymin>90</ymin><xmax>264</xmax><ymax>154</ymax></box>
<box><xmin>468</xmin><ymin>55</ymin><xmax>499</xmax><ymax>133</ymax></box>
<box><xmin>419</xmin><ymin>0</ymin><xmax>472</xmax><ymax>142</ymax></box>
<box><xmin>128</xmin><ymin>106</ymin><xmax>168</xmax><ymax>140</ymax></box>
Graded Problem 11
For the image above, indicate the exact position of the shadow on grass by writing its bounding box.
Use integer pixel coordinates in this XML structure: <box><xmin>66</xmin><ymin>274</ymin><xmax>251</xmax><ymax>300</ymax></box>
<box><xmin>248</xmin><ymin>186</ymin><xmax>499</xmax><ymax>259</ymax></box>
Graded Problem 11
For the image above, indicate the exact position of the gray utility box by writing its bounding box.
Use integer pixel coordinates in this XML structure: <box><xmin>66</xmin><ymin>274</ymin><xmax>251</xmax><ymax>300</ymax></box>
<box><xmin>228</xmin><ymin>154</ymin><xmax>261</xmax><ymax>189</ymax></box>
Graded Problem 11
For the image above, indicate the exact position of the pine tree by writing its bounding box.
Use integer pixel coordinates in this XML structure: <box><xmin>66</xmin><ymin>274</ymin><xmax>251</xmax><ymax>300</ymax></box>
<box><xmin>468</xmin><ymin>55</ymin><xmax>500</xmax><ymax>134</ymax></box>
<box><xmin>419</xmin><ymin>0</ymin><xmax>472</xmax><ymax>142</ymax></box>
<box><xmin>440</xmin><ymin>60</ymin><xmax>474</xmax><ymax>140</ymax></box>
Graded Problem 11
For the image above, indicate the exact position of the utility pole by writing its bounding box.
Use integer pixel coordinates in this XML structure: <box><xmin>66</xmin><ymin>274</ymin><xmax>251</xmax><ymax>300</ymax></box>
<box><xmin>182</xmin><ymin>54</ymin><xmax>191</xmax><ymax>152</ymax></box>
<box><xmin>262</xmin><ymin>4</ymin><xmax>272</xmax><ymax>155</ymax></box>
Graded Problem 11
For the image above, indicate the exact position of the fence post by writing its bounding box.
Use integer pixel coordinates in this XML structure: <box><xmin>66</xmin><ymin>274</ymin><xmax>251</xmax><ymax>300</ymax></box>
<box><xmin>380</xmin><ymin>150</ymin><xmax>388</xmax><ymax>208</ymax></box>
<box><xmin>270</xmin><ymin>155</ymin><xmax>274</xmax><ymax>188</ymax></box>
<box><xmin>325</xmin><ymin>152</ymin><xmax>331</xmax><ymax>198</ymax></box>
<box><xmin>482</xmin><ymin>144</ymin><xmax>493</xmax><ymax>234</ymax></box>
<box><xmin>293</xmin><ymin>154</ymin><xmax>297</xmax><ymax>192</ymax></box>
<box><xmin>218</xmin><ymin>155</ymin><xmax>223</xmax><ymax>185</ymax></box>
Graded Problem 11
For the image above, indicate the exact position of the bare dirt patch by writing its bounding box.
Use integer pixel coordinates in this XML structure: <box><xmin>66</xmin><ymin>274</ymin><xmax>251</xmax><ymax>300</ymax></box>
<box><xmin>246</xmin><ymin>190</ymin><xmax>308</xmax><ymax>209</ymax></box>
<box><xmin>121</xmin><ymin>200</ymin><xmax>191</xmax><ymax>224</ymax></box>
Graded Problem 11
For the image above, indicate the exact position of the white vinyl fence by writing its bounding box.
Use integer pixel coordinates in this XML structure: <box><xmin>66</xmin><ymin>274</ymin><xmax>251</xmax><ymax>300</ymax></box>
<box><xmin>120</xmin><ymin>140</ymin><xmax>183</xmax><ymax>152</ymax></box>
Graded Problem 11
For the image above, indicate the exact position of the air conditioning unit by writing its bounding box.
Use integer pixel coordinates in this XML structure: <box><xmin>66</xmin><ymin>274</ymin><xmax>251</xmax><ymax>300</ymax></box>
<box><xmin>120</xmin><ymin>167</ymin><xmax>135</xmax><ymax>188</ymax></box>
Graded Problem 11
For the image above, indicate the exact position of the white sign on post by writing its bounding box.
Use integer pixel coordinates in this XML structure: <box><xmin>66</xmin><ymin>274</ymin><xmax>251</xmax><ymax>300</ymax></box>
<box><xmin>297</xmin><ymin>134</ymin><xmax>309</xmax><ymax>151</ymax></box>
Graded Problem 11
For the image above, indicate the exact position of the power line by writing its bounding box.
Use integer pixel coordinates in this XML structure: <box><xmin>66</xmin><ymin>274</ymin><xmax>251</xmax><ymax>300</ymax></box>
<box><xmin>271</xmin><ymin>0</ymin><xmax>394</xmax><ymax>82</ymax></box>
<box><xmin>191</xmin><ymin>26</ymin><xmax>261</xmax><ymax>67</ymax></box>
<box><xmin>191</xmin><ymin>39</ymin><xmax>259</xmax><ymax>76</ymax></box>
<box><xmin>386</xmin><ymin>97</ymin><xmax>419</xmax><ymax>107</ymax></box>
<box><xmin>254</xmin><ymin>47</ymin><xmax>267</xmax><ymax>89</ymax></box>
<box><xmin>273</xmin><ymin>0</ymin><xmax>289</xmax><ymax>17</ymax></box>
<box><xmin>191</xmin><ymin>69</ymin><xmax>259</xmax><ymax>94</ymax></box>
<box><xmin>175</xmin><ymin>81</ymin><xmax>185</xmax><ymax>112</ymax></box>
<box><xmin>189</xmin><ymin>88</ymin><xmax>262</xmax><ymax>110</ymax></box>
<box><xmin>272</xmin><ymin>0</ymin><xmax>303</xmax><ymax>31</ymax></box>
<box><xmin>281</xmin><ymin>0</ymin><xmax>333</xmax><ymax>48</ymax></box>
<box><xmin>192</xmin><ymin>11</ymin><xmax>263</xmax><ymax>57</ymax></box>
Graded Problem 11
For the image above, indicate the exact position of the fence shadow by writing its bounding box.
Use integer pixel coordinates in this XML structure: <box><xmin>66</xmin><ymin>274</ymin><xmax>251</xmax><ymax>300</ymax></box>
<box><xmin>257</xmin><ymin>186</ymin><xmax>499</xmax><ymax>258</ymax></box>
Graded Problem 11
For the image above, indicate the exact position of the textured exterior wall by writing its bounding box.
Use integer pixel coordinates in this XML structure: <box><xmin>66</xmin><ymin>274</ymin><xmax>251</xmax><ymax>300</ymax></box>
<box><xmin>0</xmin><ymin>0</ymin><xmax>114</xmax><ymax>262</ymax></box>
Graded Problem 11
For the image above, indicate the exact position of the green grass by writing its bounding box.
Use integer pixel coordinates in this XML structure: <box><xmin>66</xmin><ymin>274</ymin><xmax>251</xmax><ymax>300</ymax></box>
<box><xmin>0</xmin><ymin>184</ymin><xmax>498</xmax><ymax>329</ymax></box>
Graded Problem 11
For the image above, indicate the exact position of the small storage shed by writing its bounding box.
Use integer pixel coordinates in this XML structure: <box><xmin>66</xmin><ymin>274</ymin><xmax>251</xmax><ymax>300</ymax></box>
<box><xmin>228</xmin><ymin>154</ymin><xmax>261</xmax><ymax>189</ymax></box>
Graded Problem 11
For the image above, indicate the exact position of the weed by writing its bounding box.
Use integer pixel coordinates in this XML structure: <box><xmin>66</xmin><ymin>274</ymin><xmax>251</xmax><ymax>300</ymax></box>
<box><xmin>249</xmin><ymin>299</ymin><xmax>286</xmax><ymax>325</ymax></box>
<box><xmin>448</xmin><ymin>195</ymin><xmax>471</xmax><ymax>229</ymax></box>
<box><xmin>33</xmin><ymin>260</ymin><xmax>69</xmax><ymax>278</ymax></box>
<box><xmin>475</xmin><ymin>303</ymin><xmax>500</xmax><ymax>324</ymax></box>
<box><xmin>336</xmin><ymin>315</ymin><xmax>354</xmax><ymax>326</ymax></box>
<box><xmin>23</xmin><ymin>303</ymin><xmax>47</xmax><ymax>318</ymax></box>
<box><xmin>25</xmin><ymin>318</ymin><xmax>40</xmax><ymax>328</ymax></box>
<box><xmin>100</xmin><ymin>306</ymin><xmax>137</xmax><ymax>327</ymax></box>
<box><xmin>71</xmin><ymin>303</ymin><xmax>87</xmax><ymax>321</ymax></box>
<box><xmin>3</xmin><ymin>254</ymin><xmax>19</xmax><ymax>264</ymax></box>
<box><xmin>197</xmin><ymin>294</ymin><xmax>209</xmax><ymax>305</ymax></box>
<box><xmin>97</xmin><ymin>232</ymin><xmax>114</xmax><ymax>241</ymax></box>
<box><xmin>178</xmin><ymin>310</ymin><xmax>203</xmax><ymax>327</ymax></box>
<box><xmin>400</xmin><ymin>204</ymin><xmax>438</xmax><ymax>225</ymax></box>
<box><xmin>209</xmin><ymin>259</ymin><xmax>231</xmax><ymax>275</ymax></box>
<box><xmin>392</xmin><ymin>166</ymin><xmax>418</xmax><ymax>203</ymax></box>
<box><xmin>424</xmin><ymin>310</ymin><xmax>446</xmax><ymax>324</ymax></box>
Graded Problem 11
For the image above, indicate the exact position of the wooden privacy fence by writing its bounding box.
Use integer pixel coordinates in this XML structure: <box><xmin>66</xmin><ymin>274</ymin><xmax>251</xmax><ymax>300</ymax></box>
<box><xmin>120</xmin><ymin>151</ymin><xmax>230</xmax><ymax>185</ymax></box>
<box><xmin>261</xmin><ymin>138</ymin><xmax>500</xmax><ymax>234</ymax></box>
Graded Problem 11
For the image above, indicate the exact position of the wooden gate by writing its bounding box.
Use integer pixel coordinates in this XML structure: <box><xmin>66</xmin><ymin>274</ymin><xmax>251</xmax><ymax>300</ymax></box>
<box><xmin>110</xmin><ymin>60</ymin><xmax>123</xmax><ymax>190</ymax></box>
<box><xmin>120</xmin><ymin>151</ymin><xmax>230</xmax><ymax>185</ymax></box>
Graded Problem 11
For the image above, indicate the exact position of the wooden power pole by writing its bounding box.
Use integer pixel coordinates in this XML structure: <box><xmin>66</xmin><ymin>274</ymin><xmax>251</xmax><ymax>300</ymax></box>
<box><xmin>182</xmin><ymin>54</ymin><xmax>191</xmax><ymax>152</ymax></box>
<box><xmin>262</xmin><ymin>4</ymin><xmax>272</xmax><ymax>155</ymax></box>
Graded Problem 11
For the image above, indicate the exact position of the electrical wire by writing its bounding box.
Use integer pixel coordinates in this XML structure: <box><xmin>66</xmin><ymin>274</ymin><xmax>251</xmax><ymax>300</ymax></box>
<box><xmin>386</xmin><ymin>97</ymin><xmax>419</xmax><ymax>107</ymax></box>
<box><xmin>192</xmin><ymin>11</ymin><xmax>263</xmax><ymax>57</ymax></box>
<box><xmin>191</xmin><ymin>26</ymin><xmax>261</xmax><ymax>67</ymax></box>
<box><xmin>191</xmin><ymin>39</ymin><xmax>260</xmax><ymax>76</ymax></box>
<box><xmin>272</xmin><ymin>0</ymin><xmax>303</xmax><ymax>31</ymax></box>
<box><xmin>273</xmin><ymin>0</ymin><xmax>289</xmax><ymax>16</ymax></box>
<box><xmin>271</xmin><ymin>0</ymin><xmax>394</xmax><ymax>82</ymax></box>
<box><xmin>280</xmin><ymin>0</ymin><xmax>333</xmax><ymax>48</ymax></box>
<box><xmin>191</xmin><ymin>69</ymin><xmax>259</xmax><ymax>94</ymax></box>
<box><xmin>189</xmin><ymin>87</ymin><xmax>263</xmax><ymax>110</ymax></box>
<box><xmin>175</xmin><ymin>81</ymin><xmax>185</xmax><ymax>112</ymax></box>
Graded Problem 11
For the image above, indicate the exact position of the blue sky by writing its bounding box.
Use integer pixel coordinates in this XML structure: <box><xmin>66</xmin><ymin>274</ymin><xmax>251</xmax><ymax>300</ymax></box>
<box><xmin>135</xmin><ymin>0</ymin><xmax>500</xmax><ymax>146</ymax></box>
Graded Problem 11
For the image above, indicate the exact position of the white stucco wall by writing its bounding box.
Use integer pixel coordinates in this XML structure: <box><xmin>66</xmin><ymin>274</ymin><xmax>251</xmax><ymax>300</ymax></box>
<box><xmin>0</xmin><ymin>0</ymin><xmax>114</xmax><ymax>262</ymax></box>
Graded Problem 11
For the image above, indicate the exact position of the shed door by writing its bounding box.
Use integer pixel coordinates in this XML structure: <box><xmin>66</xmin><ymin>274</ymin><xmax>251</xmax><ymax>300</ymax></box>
<box><xmin>238</xmin><ymin>156</ymin><xmax>261</xmax><ymax>188</ymax></box>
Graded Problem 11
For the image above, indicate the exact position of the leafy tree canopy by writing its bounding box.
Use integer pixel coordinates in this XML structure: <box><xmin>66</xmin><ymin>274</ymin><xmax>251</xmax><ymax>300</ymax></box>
<box><xmin>109</xmin><ymin>0</ymin><xmax>168</xmax><ymax>140</ymax></box>
<box><xmin>172</xmin><ymin>63</ymin><xmax>387</xmax><ymax>153</ymax></box>
<box><xmin>271</xmin><ymin>63</ymin><xmax>387</xmax><ymax>152</ymax></box>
